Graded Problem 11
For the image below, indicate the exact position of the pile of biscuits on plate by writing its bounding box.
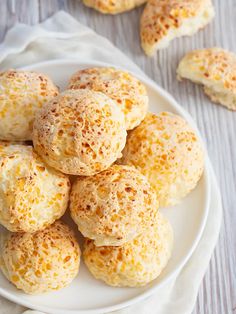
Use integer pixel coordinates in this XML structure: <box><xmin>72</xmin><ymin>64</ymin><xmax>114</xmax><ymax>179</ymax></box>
<box><xmin>0</xmin><ymin>65</ymin><xmax>207</xmax><ymax>295</ymax></box>
<box><xmin>0</xmin><ymin>0</ymin><xmax>234</xmax><ymax>298</ymax></box>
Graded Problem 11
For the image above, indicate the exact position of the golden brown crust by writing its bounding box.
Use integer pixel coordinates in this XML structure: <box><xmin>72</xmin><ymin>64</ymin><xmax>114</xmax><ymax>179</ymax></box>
<box><xmin>0</xmin><ymin>70</ymin><xmax>58</xmax><ymax>141</ymax></box>
<box><xmin>118</xmin><ymin>112</ymin><xmax>204</xmax><ymax>207</ymax></box>
<box><xmin>0</xmin><ymin>143</ymin><xmax>70</xmax><ymax>232</ymax></box>
<box><xmin>140</xmin><ymin>0</ymin><xmax>214</xmax><ymax>56</ymax></box>
<box><xmin>33</xmin><ymin>89</ymin><xmax>127</xmax><ymax>175</ymax></box>
<box><xmin>83</xmin><ymin>0</ymin><xmax>146</xmax><ymax>14</ymax></box>
<box><xmin>70</xmin><ymin>165</ymin><xmax>158</xmax><ymax>246</ymax></box>
<box><xmin>68</xmin><ymin>67</ymin><xmax>148</xmax><ymax>130</ymax></box>
<box><xmin>0</xmin><ymin>221</ymin><xmax>80</xmax><ymax>294</ymax></box>
<box><xmin>83</xmin><ymin>212</ymin><xmax>173</xmax><ymax>287</ymax></box>
<box><xmin>177</xmin><ymin>48</ymin><xmax>236</xmax><ymax>110</ymax></box>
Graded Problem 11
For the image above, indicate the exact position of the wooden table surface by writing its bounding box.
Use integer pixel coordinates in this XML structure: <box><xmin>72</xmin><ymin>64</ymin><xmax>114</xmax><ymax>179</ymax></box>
<box><xmin>0</xmin><ymin>1</ymin><xmax>235</xmax><ymax>313</ymax></box>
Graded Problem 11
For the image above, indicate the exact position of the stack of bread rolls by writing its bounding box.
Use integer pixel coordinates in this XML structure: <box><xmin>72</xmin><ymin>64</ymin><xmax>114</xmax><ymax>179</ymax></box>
<box><xmin>0</xmin><ymin>67</ymin><xmax>204</xmax><ymax>294</ymax></box>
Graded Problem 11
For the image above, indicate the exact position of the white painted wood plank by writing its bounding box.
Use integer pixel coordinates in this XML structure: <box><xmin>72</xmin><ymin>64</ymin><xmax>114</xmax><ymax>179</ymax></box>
<box><xmin>0</xmin><ymin>0</ymin><xmax>235</xmax><ymax>313</ymax></box>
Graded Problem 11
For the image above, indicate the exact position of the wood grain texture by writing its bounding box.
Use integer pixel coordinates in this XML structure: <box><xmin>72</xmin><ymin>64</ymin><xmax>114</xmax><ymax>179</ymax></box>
<box><xmin>0</xmin><ymin>0</ymin><xmax>236</xmax><ymax>313</ymax></box>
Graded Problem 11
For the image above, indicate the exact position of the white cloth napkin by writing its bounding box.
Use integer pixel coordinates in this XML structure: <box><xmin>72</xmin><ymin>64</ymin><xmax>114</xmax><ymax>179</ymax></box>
<box><xmin>0</xmin><ymin>11</ymin><xmax>222</xmax><ymax>314</ymax></box>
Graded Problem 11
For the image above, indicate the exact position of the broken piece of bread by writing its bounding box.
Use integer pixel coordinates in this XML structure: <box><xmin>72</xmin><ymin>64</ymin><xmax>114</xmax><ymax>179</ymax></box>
<box><xmin>177</xmin><ymin>47</ymin><xmax>236</xmax><ymax>110</ymax></box>
<box><xmin>140</xmin><ymin>0</ymin><xmax>214</xmax><ymax>56</ymax></box>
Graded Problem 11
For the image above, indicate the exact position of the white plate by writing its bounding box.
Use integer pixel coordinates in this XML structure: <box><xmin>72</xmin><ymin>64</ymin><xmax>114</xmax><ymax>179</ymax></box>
<box><xmin>0</xmin><ymin>60</ymin><xmax>210</xmax><ymax>314</ymax></box>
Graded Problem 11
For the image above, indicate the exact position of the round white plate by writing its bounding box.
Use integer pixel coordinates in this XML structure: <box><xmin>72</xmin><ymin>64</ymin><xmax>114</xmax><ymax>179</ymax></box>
<box><xmin>0</xmin><ymin>60</ymin><xmax>210</xmax><ymax>314</ymax></box>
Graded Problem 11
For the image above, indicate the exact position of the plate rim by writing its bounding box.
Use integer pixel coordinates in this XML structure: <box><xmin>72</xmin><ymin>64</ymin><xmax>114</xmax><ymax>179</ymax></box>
<box><xmin>0</xmin><ymin>58</ymin><xmax>211</xmax><ymax>314</ymax></box>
